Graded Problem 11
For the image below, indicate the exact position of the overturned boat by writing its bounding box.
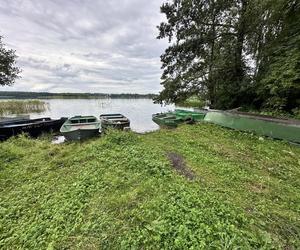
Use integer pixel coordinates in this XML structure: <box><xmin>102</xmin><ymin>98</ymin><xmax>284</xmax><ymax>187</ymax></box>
<box><xmin>60</xmin><ymin>116</ymin><xmax>100</xmax><ymax>141</ymax></box>
<box><xmin>204</xmin><ymin>111</ymin><xmax>300</xmax><ymax>144</ymax></box>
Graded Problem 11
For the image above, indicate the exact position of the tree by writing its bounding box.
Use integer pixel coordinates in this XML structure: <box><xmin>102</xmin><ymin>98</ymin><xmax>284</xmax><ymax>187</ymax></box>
<box><xmin>156</xmin><ymin>0</ymin><xmax>300</xmax><ymax>112</ymax></box>
<box><xmin>155</xmin><ymin>0</ymin><xmax>254</xmax><ymax>109</ymax></box>
<box><xmin>253</xmin><ymin>0</ymin><xmax>300</xmax><ymax>111</ymax></box>
<box><xmin>0</xmin><ymin>36</ymin><xmax>20</xmax><ymax>86</ymax></box>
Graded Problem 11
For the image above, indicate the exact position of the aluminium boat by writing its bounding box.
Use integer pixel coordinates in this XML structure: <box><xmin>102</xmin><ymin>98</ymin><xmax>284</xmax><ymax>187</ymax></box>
<box><xmin>204</xmin><ymin>111</ymin><xmax>300</xmax><ymax>143</ymax></box>
<box><xmin>60</xmin><ymin>116</ymin><xmax>101</xmax><ymax>141</ymax></box>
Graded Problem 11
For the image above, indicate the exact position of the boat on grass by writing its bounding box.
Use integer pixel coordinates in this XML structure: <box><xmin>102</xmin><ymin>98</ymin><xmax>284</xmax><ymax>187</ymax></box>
<box><xmin>0</xmin><ymin>117</ymin><xmax>67</xmax><ymax>140</ymax></box>
<box><xmin>152</xmin><ymin>109</ymin><xmax>207</xmax><ymax>128</ymax></box>
<box><xmin>100</xmin><ymin>113</ymin><xmax>130</xmax><ymax>131</ymax></box>
<box><xmin>60</xmin><ymin>116</ymin><xmax>101</xmax><ymax>141</ymax></box>
<box><xmin>174</xmin><ymin>109</ymin><xmax>207</xmax><ymax>121</ymax></box>
<box><xmin>204</xmin><ymin>111</ymin><xmax>300</xmax><ymax>144</ymax></box>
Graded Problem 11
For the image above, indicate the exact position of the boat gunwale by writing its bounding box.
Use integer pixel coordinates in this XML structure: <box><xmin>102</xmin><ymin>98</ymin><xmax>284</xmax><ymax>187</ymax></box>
<box><xmin>213</xmin><ymin>110</ymin><xmax>300</xmax><ymax>126</ymax></box>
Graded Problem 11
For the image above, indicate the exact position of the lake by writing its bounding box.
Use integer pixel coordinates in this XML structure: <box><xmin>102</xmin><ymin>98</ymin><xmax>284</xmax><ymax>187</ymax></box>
<box><xmin>28</xmin><ymin>98</ymin><xmax>175</xmax><ymax>133</ymax></box>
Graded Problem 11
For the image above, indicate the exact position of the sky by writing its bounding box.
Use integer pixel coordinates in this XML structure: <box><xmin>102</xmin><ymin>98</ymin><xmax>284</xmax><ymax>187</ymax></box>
<box><xmin>0</xmin><ymin>0</ymin><xmax>168</xmax><ymax>94</ymax></box>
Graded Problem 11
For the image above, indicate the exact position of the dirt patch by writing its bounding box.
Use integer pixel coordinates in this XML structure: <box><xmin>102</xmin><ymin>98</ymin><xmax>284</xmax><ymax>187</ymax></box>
<box><xmin>249</xmin><ymin>183</ymin><xmax>268</xmax><ymax>193</ymax></box>
<box><xmin>167</xmin><ymin>152</ymin><xmax>196</xmax><ymax>180</ymax></box>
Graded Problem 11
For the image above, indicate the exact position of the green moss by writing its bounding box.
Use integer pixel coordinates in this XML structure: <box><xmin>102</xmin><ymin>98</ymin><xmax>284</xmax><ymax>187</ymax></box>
<box><xmin>0</xmin><ymin>125</ymin><xmax>299</xmax><ymax>249</ymax></box>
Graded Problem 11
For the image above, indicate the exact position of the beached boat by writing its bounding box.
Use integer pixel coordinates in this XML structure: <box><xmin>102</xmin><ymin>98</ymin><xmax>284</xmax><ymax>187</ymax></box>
<box><xmin>152</xmin><ymin>109</ymin><xmax>207</xmax><ymax>128</ymax></box>
<box><xmin>204</xmin><ymin>111</ymin><xmax>300</xmax><ymax>143</ymax></box>
<box><xmin>60</xmin><ymin>116</ymin><xmax>100</xmax><ymax>141</ymax></box>
<box><xmin>0</xmin><ymin>117</ymin><xmax>67</xmax><ymax>140</ymax></box>
<box><xmin>100</xmin><ymin>114</ymin><xmax>130</xmax><ymax>131</ymax></box>
<box><xmin>152</xmin><ymin>112</ymin><xmax>184</xmax><ymax>128</ymax></box>
<box><xmin>174</xmin><ymin>109</ymin><xmax>207</xmax><ymax>121</ymax></box>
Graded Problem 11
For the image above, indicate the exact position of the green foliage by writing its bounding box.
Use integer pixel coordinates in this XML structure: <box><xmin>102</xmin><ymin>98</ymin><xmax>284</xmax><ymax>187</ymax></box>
<box><xmin>255</xmin><ymin>2</ymin><xmax>300</xmax><ymax>111</ymax></box>
<box><xmin>0</xmin><ymin>125</ymin><xmax>300</xmax><ymax>249</ymax></box>
<box><xmin>0</xmin><ymin>36</ymin><xmax>20</xmax><ymax>86</ymax></box>
<box><xmin>177</xmin><ymin>95</ymin><xmax>205</xmax><ymax>108</ymax></box>
<box><xmin>156</xmin><ymin>0</ymin><xmax>300</xmax><ymax>113</ymax></box>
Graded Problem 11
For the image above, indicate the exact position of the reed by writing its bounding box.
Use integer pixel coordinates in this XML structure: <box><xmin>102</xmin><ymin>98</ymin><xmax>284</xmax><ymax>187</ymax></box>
<box><xmin>0</xmin><ymin>100</ymin><xmax>48</xmax><ymax>115</ymax></box>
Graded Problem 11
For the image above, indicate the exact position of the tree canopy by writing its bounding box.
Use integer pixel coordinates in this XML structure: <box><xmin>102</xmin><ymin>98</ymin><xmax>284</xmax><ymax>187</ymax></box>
<box><xmin>0</xmin><ymin>36</ymin><xmax>20</xmax><ymax>86</ymax></box>
<box><xmin>156</xmin><ymin>0</ymin><xmax>300</xmax><ymax>112</ymax></box>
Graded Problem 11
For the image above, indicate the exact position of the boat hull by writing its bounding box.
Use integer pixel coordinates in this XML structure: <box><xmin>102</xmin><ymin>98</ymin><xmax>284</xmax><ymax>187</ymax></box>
<box><xmin>204</xmin><ymin>111</ymin><xmax>300</xmax><ymax>143</ymax></box>
<box><xmin>152</xmin><ymin>110</ymin><xmax>207</xmax><ymax>128</ymax></box>
<box><xmin>152</xmin><ymin>114</ymin><xmax>182</xmax><ymax>128</ymax></box>
<box><xmin>62</xmin><ymin>128</ymin><xmax>100</xmax><ymax>141</ymax></box>
<box><xmin>60</xmin><ymin>116</ymin><xmax>101</xmax><ymax>141</ymax></box>
<box><xmin>0</xmin><ymin>117</ymin><xmax>67</xmax><ymax>140</ymax></box>
<box><xmin>175</xmin><ymin>109</ymin><xmax>207</xmax><ymax>121</ymax></box>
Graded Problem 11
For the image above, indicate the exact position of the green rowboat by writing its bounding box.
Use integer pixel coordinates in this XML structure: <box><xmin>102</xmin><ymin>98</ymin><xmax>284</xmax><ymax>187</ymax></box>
<box><xmin>174</xmin><ymin>109</ymin><xmax>207</xmax><ymax>121</ymax></box>
<box><xmin>60</xmin><ymin>116</ymin><xmax>101</xmax><ymax>141</ymax></box>
<box><xmin>204</xmin><ymin>111</ymin><xmax>300</xmax><ymax>143</ymax></box>
<box><xmin>152</xmin><ymin>109</ymin><xmax>207</xmax><ymax>128</ymax></box>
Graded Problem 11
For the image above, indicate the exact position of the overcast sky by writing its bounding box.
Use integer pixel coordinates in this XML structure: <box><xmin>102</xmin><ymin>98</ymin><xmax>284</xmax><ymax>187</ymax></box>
<box><xmin>0</xmin><ymin>0</ymin><xmax>167</xmax><ymax>94</ymax></box>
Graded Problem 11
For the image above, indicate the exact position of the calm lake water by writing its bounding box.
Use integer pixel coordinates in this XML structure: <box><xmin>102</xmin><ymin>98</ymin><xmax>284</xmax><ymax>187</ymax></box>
<box><xmin>28</xmin><ymin>98</ymin><xmax>174</xmax><ymax>133</ymax></box>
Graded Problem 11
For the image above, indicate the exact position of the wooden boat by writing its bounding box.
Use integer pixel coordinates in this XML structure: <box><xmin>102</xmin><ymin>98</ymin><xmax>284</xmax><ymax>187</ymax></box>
<box><xmin>152</xmin><ymin>109</ymin><xmax>207</xmax><ymax>128</ymax></box>
<box><xmin>60</xmin><ymin>116</ymin><xmax>100</xmax><ymax>141</ymax></box>
<box><xmin>100</xmin><ymin>114</ymin><xmax>130</xmax><ymax>131</ymax></box>
<box><xmin>204</xmin><ymin>111</ymin><xmax>300</xmax><ymax>143</ymax></box>
<box><xmin>0</xmin><ymin>117</ymin><xmax>67</xmax><ymax>140</ymax></box>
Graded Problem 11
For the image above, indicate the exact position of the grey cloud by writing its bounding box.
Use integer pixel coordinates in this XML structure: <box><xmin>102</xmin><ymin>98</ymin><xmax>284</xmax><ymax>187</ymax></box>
<box><xmin>0</xmin><ymin>0</ymin><xmax>167</xmax><ymax>93</ymax></box>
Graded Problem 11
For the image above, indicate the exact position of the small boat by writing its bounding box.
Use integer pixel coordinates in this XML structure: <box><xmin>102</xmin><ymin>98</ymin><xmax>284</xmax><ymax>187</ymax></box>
<box><xmin>152</xmin><ymin>109</ymin><xmax>207</xmax><ymax>128</ymax></box>
<box><xmin>0</xmin><ymin>117</ymin><xmax>67</xmax><ymax>140</ymax></box>
<box><xmin>152</xmin><ymin>113</ymin><xmax>184</xmax><ymax>128</ymax></box>
<box><xmin>204</xmin><ymin>111</ymin><xmax>300</xmax><ymax>143</ymax></box>
<box><xmin>60</xmin><ymin>116</ymin><xmax>101</xmax><ymax>141</ymax></box>
<box><xmin>100</xmin><ymin>114</ymin><xmax>130</xmax><ymax>131</ymax></box>
<box><xmin>174</xmin><ymin>109</ymin><xmax>207</xmax><ymax>121</ymax></box>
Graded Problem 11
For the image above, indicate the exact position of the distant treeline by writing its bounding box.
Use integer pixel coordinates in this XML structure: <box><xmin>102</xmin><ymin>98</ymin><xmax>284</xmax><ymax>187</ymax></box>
<box><xmin>0</xmin><ymin>91</ymin><xmax>157</xmax><ymax>99</ymax></box>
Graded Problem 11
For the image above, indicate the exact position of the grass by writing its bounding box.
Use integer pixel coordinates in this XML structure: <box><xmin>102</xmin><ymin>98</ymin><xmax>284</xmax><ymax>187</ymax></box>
<box><xmin>0</xmin><ymin>124</ymin><xmax>300</xmax><ymax>249</ymax></box>
<box><xmin>0</xmin><ymin>100</ymin><xmax>48</xmax><ymax>116</ymax></box>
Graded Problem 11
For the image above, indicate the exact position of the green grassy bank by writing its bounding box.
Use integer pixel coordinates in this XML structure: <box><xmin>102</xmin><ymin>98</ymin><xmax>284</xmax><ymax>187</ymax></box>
<box><xmin>0</xmin><ymin>124</ymin><xmax>300</xmax><ymax>249</ymax></box>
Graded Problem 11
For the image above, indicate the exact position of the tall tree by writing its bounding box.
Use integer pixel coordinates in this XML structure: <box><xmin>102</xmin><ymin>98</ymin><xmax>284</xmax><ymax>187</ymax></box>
<box><xmin>156</xmin><ymin>0</ymin><xmax>254</xmax><ymax>109</ymax></box>
<box><xmin>254</xmin><ymin>0</ymin><xmax>300</xmax><ymax>111</ymax></box>
<box><xmin>156</xmin><ymin>0</ymin><xmax>300</xmax><ymax>112</ymax></box>
<box><xmin>0</xmin><ymin>36</ymin><xmax>20</xmax><ymax>86</ymax></box>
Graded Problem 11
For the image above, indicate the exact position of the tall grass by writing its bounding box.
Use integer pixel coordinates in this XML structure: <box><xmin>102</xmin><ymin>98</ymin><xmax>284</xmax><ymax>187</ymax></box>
<box><xmin>0</xmin><ymin>100</ymin><xmax>48</xmax><ymax>115</ymax></box>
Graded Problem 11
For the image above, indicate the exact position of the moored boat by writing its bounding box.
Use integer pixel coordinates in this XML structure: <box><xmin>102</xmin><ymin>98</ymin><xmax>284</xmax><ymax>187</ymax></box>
<box><xmin>152</xmin><ymin>112</ymin><xmax>184</xmax><ymax>128</ymax></box>
<box><xmin>60</xmin><ymin>116</ymin><xmax>100</xmax><ymax>141</ymax></box>
<box><xmin>152</xmin><ymin>109</ymin><xmax>207</xmax><ymax>128</ymax></box>
<box><xmin>204</xmin><ymin>111</ymin><xmax>300</xmax><ymax>143</ymax></box>
<box><xmin>100</xmin><ymin>114</ymin><xmax>130</xmax><ymax>131</ymax></box>
<box><xmin>0</xmin><ymin>117</ymin><xmax>67</xmax><ymax>140</ymax></box>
